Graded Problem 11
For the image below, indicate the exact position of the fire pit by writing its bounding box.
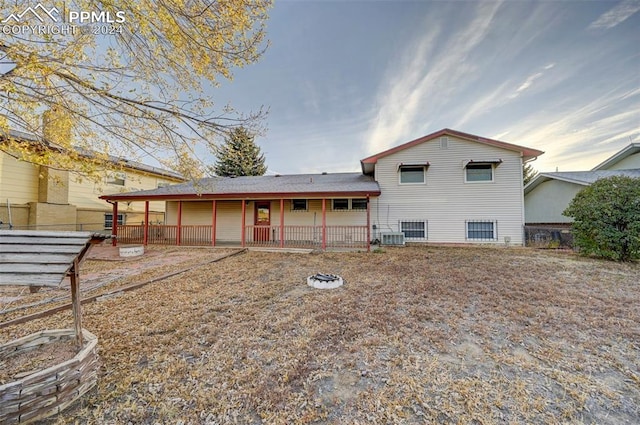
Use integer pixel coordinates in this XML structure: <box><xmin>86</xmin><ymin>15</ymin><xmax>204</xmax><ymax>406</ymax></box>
<box><xmin>307</xmin><ymin>273</ymin><xmax>344</xmax><ymax>289</ymax></box>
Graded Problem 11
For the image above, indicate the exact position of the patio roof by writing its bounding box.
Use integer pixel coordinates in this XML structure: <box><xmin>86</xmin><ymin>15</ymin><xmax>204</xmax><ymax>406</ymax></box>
<box><xmin>100</xmin><ymin>172</ymin><xmax>381</xmax><ymax>202</ymax></box>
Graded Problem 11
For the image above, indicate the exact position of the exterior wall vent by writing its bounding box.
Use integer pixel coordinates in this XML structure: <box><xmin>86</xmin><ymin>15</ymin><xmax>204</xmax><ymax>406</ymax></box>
<box><xmin>380</xmin><ymin>232</ymin><xmax>405</xmax><ymax>246</ymax></box>
<box><xmin>439</xmin><ymin>136</ymin><xmax>449</xmax><ymax>149</ymax></box>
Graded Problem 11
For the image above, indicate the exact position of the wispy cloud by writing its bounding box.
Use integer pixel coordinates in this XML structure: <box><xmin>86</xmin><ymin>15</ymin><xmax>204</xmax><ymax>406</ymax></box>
<box><xmin>589</xmin><ymin>0</ymin><xmax>640</xmax><ymax>29</ymax></box>
<box><xmin>364</xmin><ymin>2</ymin><xmax>503</xmax><ymax>154</ymax></box>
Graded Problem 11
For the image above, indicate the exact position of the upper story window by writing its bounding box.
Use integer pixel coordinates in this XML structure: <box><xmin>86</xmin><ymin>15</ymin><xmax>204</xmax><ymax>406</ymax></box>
<box><xmin>399</xmin><ymin>165</ymin><xmax>427</xmax><ymax>184</ymax></box>
<box><xmin>107</xmin><ymin>171</ymin><xmax>126</xmax><ymax>186</ymax></box>
<box><xmin>465</xmin><ymin>163</ymin><xmax>494</xmax><ymax>182</ymax></box>
<box><xmin>291</xmin><ymin>199</ymin><xmax>308</xmax><ymax>211</ymax></box>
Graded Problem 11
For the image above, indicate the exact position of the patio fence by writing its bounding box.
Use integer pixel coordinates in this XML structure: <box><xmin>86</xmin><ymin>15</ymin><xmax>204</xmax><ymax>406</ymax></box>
<box><xmin>117</xmin><ymin>224</ymin><xmax>369</xmax><ymax>249</ymax></box>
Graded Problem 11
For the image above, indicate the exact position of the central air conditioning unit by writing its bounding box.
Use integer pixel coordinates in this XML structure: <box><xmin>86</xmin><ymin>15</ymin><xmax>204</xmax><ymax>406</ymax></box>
<box><xmin>380</xmin><ymin>232</ymin><xmax>405</xmax><ymax>246</ymax></box>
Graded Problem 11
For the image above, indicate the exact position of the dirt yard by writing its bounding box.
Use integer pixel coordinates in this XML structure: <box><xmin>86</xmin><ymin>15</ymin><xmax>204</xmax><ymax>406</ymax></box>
<box><xmin>1</xmin><ymin>245</ymin><xmax>639</xmax><ymax>424</ymax></box>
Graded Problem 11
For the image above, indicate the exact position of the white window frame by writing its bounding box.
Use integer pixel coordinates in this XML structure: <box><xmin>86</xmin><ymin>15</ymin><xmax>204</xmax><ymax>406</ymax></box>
<box><xmin>104</xmin><ymin>213</ymin><xmax>125</xmax><ymax>230</ymax></box>
<box><xmin>400</xmin><ymin>220</ymin><xmax>428</xmax><ymax>240</ymax></box>
<box><xmin>351</xmin><ymin>198</ymin><xmax>368</xmax><ymax>210</ymax></box>
<box><xmin>464</xmin><ymin>163</ymin><xmax>494</xmax><ymax>183</ymax></box>
<box><xmin>332</xmin><ymin>199</ymin><xmax>349</xmax><ymax>211</ymax></box>
<box><xmin>291</xmin><ymin>199</ymin><xmax>308</xmax><ymax>212</ymax></box>
<box><xmin>466</xmin><ymin>220</ymin><xmax>497</xmax><ymax>241</ymax></box>
<box><xmin>107</xmin><ymin>171</ymin><xmax>126</xmax><ymax>186</ymax></box>
<box><xmin>399</xmin><ymin>165</ymin><xmax>426</xmax><ymax>185</ymax></box>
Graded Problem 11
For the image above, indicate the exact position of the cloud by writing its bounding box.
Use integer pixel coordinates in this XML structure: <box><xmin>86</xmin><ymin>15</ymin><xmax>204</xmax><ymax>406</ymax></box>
<box><xmin>589</xmin><ymin>0</ymin><xmax>640</xmax><ymax>29</ymax></box>
<box><xmin>509</xmin><ymin>63</ymin><xmax>555</xmax><ymax>99</ymax></box>
<box><xmin>364</xmin><ymin>2</ymin><xmax>503</xmax><ymax>154</ymax></box>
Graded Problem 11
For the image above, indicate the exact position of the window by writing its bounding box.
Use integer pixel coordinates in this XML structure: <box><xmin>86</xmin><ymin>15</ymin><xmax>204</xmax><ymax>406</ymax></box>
<box><xmin>157</xmin><ymin>182</ymin><xmax>171</xmax><ymax>188</ymax></box>
<box><xmin>291</xmin><ymin>199</ymin><xmax>308</xmax><ymax>211</ymax></box>
<box><xmin>107</xmin><ymin>171</ymin><xmax>126</xmax><ymax>186</ymax></box>
<box><xmin>351</xmin><ymin>198</ymin><xmax>368</xmax><ymax>210</ymax></box>
<box><xmin>332</xmin><ymin>199</ymin><xmax>349</xmax><ymax>210</ymax></box>
<box><xmin>400</xmin><ymin>220</ymin><xmax>427</xmax><ymax>239</ymax></box>
<box><xmin>104</xmin><ymin>213</ymin><xmax>125</xmax><ymax>229</ymax></box>
<box><xmin>399</xmin><ymin>166</ymin><xmax>426</xmax><ymax>184</ymax></box>
<box><xmin>466</xmin><ymin>220</ymin><xmax>497</xmax><ymax>241</ymax></box>
<box><xmin>465</xmin><ymin>163</ymin><xmax>493</xmax><ymax>182</ymax></box>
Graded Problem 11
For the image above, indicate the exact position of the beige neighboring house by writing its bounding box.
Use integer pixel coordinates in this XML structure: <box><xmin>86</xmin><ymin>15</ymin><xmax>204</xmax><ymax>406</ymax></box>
<box><xmin>524</xmin><ymin>143</ymin><xmax>640</xmax><ymax>225</ymax></box>
<box><xmin>0</xmin><ymin>130</ymin><xmax>185</xmax><ymax>232</ymax></box>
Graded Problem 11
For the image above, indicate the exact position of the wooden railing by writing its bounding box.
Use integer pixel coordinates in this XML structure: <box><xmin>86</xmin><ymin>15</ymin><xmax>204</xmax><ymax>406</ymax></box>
<box><xmin>244</xmin><ymin>225</ymin><xmax>369</xmax><ymax>249</ymax></box>
<box><xmin>117</xmin><ymin>224</ymin><xmax>369</xmax><ymax>249</ymax></box>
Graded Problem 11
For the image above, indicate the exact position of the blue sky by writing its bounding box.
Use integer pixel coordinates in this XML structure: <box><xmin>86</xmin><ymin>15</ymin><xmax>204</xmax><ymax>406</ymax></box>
<box><xmin>211</xmin><ymin>0</ymin><xmax>640</xmax><ymax>175</ymax></box>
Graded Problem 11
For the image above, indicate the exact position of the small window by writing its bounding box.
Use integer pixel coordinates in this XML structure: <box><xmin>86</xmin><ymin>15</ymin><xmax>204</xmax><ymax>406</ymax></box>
<box><xmin>400</xmin><ymin>220</ymin><xmax>427</xmax><ymax>239</ymax></box>
<box><xmin>291</xmin><ymin>199</ymin><xmax>308</xmax><ymax>211</ymax></box>
<box><xmin>399</xmin><ymin>166</ymin><xmax>425</xmax><ymax>184</ymax></box>
<box><xmin>351</xmin><ymin>198</ymin><xmax>368</xmax><ymax>210</ymax></box>
<box><xmin>466</xmin><ymin>220</ymin><xmax>497</xmax><ymax>241</ymax></box>
<box><xmin>107</xmin><ymin>171</ymin><xmax>126</xmax><ymax>186</ymax></box>
<box><xmin>465</xmin><ymin>163</ymin><xmax>493</xmax><ymax>182</ymax></box>
<box><xmin>332</xmin><ymin>199</ymin><xmax>349</xmax><ymax>211</ymax></box>
<box><xmin>105</xmin><ymin>213</ymin><xmax>125</xmax><ymax>229</ymax></box>
<box><xmin>157</xmin><ymin>182</ymin><xmax>171</xmax><ymax>188</ymax></box>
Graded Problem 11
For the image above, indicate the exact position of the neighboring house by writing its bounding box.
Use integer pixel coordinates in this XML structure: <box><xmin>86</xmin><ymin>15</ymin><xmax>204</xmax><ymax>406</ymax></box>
<box><xmin>0</xmin><ymin>130</ymin><xmax>185</xmax><ymax>232</ymax></box>
<box><xmin>524</xmin><ymin>143</ymin><xmax>640</xmax><ymax>225</ymax></box>
<box><xmin>101</xmin><ymin>128</ymin><xmax>543</xmax><ymax>248</ymax></box>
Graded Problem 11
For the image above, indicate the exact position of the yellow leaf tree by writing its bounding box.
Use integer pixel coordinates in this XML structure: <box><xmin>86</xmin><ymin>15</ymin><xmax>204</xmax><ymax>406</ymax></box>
<box><xmin>0</xmin><ymin>0</ymin><xmax>271</xmax><ymax>180</ymax></box>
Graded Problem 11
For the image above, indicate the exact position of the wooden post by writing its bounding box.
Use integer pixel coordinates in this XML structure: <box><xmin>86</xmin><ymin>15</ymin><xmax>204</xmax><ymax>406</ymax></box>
<box><xmin>321</xmin><ymin>198</ymin><xmax>327</xmax><ymax>251</ymax></box>
<box><xmin>143</xmin><ymin>201</ymin><xmax>149</xmax><ymax>246</ymax></box>
<box><xmin>212</xmin><ymin>200</ymin><xmax>217</xmax><ymax>247</ymax></box>
<box><xmin>366</xmin><ymin>194</ymin><xmax>371</xmax><ymax>252</ymax></box>
<box><xmin>279</xmin><ymin>198</ymin><xmax>285</xmax><ymax>248</ymax></box>
<box><xmin>70</xmin><ymin>258</ymin><xmax>83</xmax><ymax>347</ymax></box>
<box><xmin>241</xmin><ymin>199</ymin><xmax>246</xmax><ymax>248</ymax></box>
<box><xmin>112</xmin><ymin>202</ymin><xmax>118</xmax><ymax>247</ymax></box>
<box><xmin>177</xmin><ymin>201</ymin><xmax>182</xmax><ymax>246</ymax></box>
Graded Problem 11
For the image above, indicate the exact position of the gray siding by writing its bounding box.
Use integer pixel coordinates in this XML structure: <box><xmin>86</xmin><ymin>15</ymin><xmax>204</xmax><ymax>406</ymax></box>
<box><xmin>371</xmin><ymin>136</ymin><xmax>526</xmax><ymax>244</ymax></box>
<box><xmin>524</xmin><ymin>180</ymin><xmax>584</xmax><ymax>224</ymax></box>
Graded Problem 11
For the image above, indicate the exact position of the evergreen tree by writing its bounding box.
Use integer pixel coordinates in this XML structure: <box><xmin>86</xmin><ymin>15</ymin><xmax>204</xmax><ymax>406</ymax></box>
<box><xmin>210</xmin><ymin>127</ymin><xmax>267</xmax><ymax>177</ymax></box>
<box><xmin>523</xmin><ymin>163</ymin><xmax>538</xmax><ymax>186</ymax></box>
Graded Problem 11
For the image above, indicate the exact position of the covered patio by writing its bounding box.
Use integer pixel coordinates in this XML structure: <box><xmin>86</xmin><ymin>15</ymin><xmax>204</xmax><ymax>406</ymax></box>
<box><xmin>100</xmin><ymin>173</ymin><xmax>381</xmax><ymax>251</ymax></box>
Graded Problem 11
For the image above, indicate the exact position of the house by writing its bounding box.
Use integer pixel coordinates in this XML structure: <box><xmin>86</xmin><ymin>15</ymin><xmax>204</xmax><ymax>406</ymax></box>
<box><xmin>100</xmin><ymin>128</ymin><xmax>543</xmax><ymax>248</ymax></box>
<box><xmin>0</xmin><ymin>130</ymin><xmax>185</xmax><ymax>232</ymax></box>
<box><xmin>524</xmin><ymin>143</ymin><xmax>640</xmax><ymax>225</ymax></box>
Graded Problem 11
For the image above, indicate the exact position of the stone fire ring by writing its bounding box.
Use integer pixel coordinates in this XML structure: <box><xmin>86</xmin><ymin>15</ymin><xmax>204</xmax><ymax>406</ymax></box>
<box><xmin>307</xmin><ymin>273</ymin><xmax>344</xmax><ymax>289</ymax></box>
<box><xmin>0</xmin><ymin>329</ymin><xmax>99</xmax><ymax>425</ymax></box>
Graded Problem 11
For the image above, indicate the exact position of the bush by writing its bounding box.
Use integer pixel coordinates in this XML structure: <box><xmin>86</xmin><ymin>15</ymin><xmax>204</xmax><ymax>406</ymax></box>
<box><xmin>563</xmin><ymin>175</ymin><xmax>640</xmax><ymax>261</ymax></box>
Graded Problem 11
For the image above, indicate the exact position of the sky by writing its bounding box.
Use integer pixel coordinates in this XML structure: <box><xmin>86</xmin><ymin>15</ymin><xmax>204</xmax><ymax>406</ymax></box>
<box><xmin>210</xmin><ymin>0</ymin><xmax>640</xmax><ymax>175</ymax></box>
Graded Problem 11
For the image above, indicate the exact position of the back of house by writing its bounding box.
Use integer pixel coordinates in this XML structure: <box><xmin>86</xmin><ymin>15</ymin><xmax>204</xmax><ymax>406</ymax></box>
<box><xmin>362</xmin><ymin>129</ymin><xmax>543</xmax><ymax>245</ymax></box>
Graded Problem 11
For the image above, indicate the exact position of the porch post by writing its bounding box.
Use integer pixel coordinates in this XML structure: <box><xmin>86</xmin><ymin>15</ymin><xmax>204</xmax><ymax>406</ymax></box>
<box><xmin>279</xmin><ymin>198</ymin><xmax>284</xmax><ymax>248</ymax></box>
<box><xmin>177</xmin><ymin>200</ymin><xmax>182</xmax><ymax>246</ymax></box>
<box><xmin>241</xmin><ymin>199</ymin><xmax>246</xmax><ymax>248</ymax></box>
<box><xmin>143</xmin><ymin>201</ymin><xmax>149</xmax><ymax>246</ymax></box>
<box><xmin>112</xmin><ymin>202</ymin><xmax>118</xmax><ymax>247</ymax></box>
<box><xmin>321</xmin><ymin>198</ymin><xmax>327</xmax><ymax>251</ymax></box>
<box><xmin>366</xmin><ymin>195</ymin><xmax>371</xmax><ymax>252</ymax></box>
<box><xmin>211</xmin><ymin>200</ymin><xmax>217</xmax><ymax>247</ymax></box>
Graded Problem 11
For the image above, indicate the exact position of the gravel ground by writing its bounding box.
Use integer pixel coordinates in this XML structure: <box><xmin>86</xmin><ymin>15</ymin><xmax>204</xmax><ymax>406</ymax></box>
<box><xmin>1</xmin><ymin>245</ymin><xmax>639</xmax><ymax>424</ymax></box>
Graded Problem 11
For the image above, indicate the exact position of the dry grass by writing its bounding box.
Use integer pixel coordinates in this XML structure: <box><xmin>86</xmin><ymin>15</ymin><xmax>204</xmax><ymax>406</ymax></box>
<box><xmin>1</xmin><ymin>245</ymin><xmax>639</xmax><ymax>424</ymax></box>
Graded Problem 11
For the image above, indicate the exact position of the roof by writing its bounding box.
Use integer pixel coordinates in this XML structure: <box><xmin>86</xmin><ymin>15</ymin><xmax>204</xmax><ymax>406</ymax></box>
<box><xmin>591</xmin><ymin>143</ymin><xmax>640</xmax><ymax>171</ymax></box>
<box><xmin>1</xmin><ymin>129</ymin><xmax>185</xmax><ymax>181</ymax></box>
<box><xmin>360</xmin><ymin>128</ymin><xmax>544</xmax><ymax>174</ymax></box>
<box><xmin>524</xmin><ymin>169</ymin><xmax>640</xmax><ymax>194</ymax></box>
<box><xmin>100</xmin><ymin>172</ymin><xmax>381</xmax><ymax>201</ymax></box>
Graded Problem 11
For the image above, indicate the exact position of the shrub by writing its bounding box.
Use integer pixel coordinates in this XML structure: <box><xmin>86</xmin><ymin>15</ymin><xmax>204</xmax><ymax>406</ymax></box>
<box><xmin>563</xmin><ymin>175</ymin><xmax>640</xmax><ymax>261</ymax></box>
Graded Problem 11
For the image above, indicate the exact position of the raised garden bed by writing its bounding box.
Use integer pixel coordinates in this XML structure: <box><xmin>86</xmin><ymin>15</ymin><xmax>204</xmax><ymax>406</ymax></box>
<box><xmin>0</xmin><ymin>329</ymin><xmax>99</xmax><ymax>424</ymax></box>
